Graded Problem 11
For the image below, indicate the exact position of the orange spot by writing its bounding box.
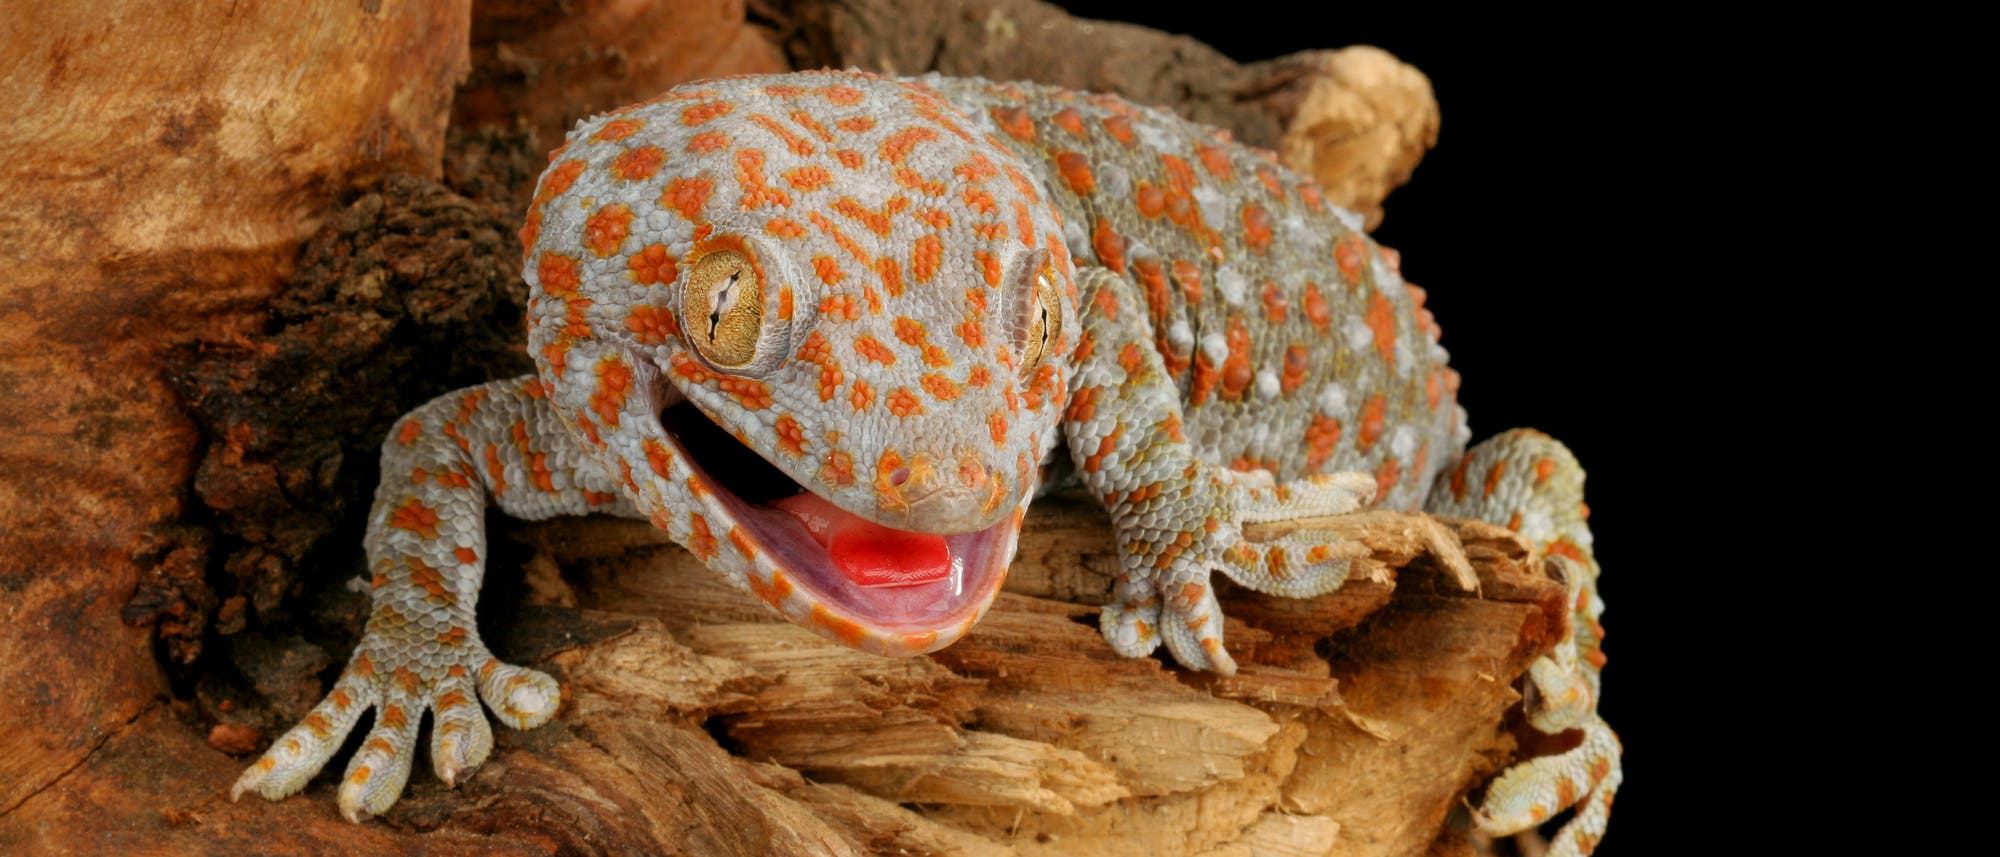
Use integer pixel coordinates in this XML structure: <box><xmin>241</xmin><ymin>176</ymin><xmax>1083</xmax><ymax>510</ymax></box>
<box><xmin>1135</xmin><ymin>181</ymin><xmax>1167</xmax><ymax>218</ymax></box>
<box><xmin>1365</xmin><ymin>291</ymin><xmax>1398</xmax><ymax>363</ymax></box>
<box><xmin>661</xmin><ymin>176</ymin><xmax>715</xmax><ymax>221</ymax></box>
<box><xmin>881</xmin><ymin>126</ymin><xmax>940</xmax><ymax>164</ymax></box>
<box><xmin>1241</xmin><ymin>204</ymin><xmax>1272</xmax><ymax>252</ymax></box>
<box><xmin>767</xmin><ymin>217</ymin><xmax>808</xmax><ymax>239</ymax></box>
<box><xmin>746</xmin><ymin>568</ymin><xmax>794</xmax><ymax>606</ymax></box>
<box><xmin>484</xmin><ymin>444</ymin><xmax>508</xmax><ymax>496</ymax></box>
<box><xmin>1102</xmin><ymin>114</ymin><xmax>1136</xmax><ymax>145</ymax></box>
<box><xmin>455</xmin><ymin>546</ymin><xmax>478</xmax><ymax>564</ymax></box>
<box><xmin>517</xmin><ymin>206</ymin><xmax>542</xmax><ymax>260</ymax></box>
<box><xmin>783</xmin><ymin>165</ymin><xmax>832</xmax><ymax>191</ymax></box>
<box><xmin>1260</xmin><ymin>281</ymin><xmax>1288</xmax><ymax>323</ymax></box>
<box><xmin>591</xmin><ymin>358</ymin><xmax>633</xmax><ymax>426</ymax></box>
<box><xmin>876</xmin><ymin>256</ymin><xmax>905</xmax><ymax>296</ymax></box>
<box><xmin>836</xmin><ymin>115</ymin><xmax>875</xmax><ymax>133</ymax></box>
<box><xmin>921</xmin><ymin>373</ymin><xmax>960</xmax><ymax>401</ymax></box>
<box><xmin>887</xmin><ymin>387</ymin><xmax>925</xmax><ymax>417</ymax></box>
<box><xmin>1375</xmin><ymin>457</ymin><xmax>1401</xmax><ymax>496</ymax></box>
<box><xmin>1171</xmin><ymin>259</ymin><xmax>1203</xmax><ymax>302</ymax></box>
<box><xmin>538</xmin><ymin>252</ymin><xmax>582</xmax><ymax>298</ymax></box>
<box><xmin>591</xmin><ymin>118</ymin><xmax>643</xmax><ymax>141</ymax></box>
<box><xmin>1196</xmin><ymin>146</ymin><xmax>1233</xmax><ymax>180</ymax></box>
<box><xmin>1357</xmin><ymin>394</ymin><xmax>1386</xmax><ymax>451</ymax></box>
<box><xmin>396</xmin><ymin>419</ymin><xmax>422</xmax><ymax>445</ymax></box>
<box><xmin>1091</xmin><ymin>219</ymin><xmax>1127</xmax><ymax>273</ymax></box>
<box><xmin>822</xmin><ymin>450</ymin><xmax>855</xmax><ymax>486</ymax></box>
<box><xmin>624</xmin><ymin>304</ymin><xmax>679</xmax><ymax>344</ymax></box>
<box><xmin>718</xmin><ymin>376</ymin><xmax>774</xmax><ymax>410</ymax></box>
<box><xmin>775</xmin><ymin>415</ymin><xmax>807</xmax><ymax>457</ymax></box>
<box><xmin>1535</xmin><ymin>458</ymin><xmax>1558</xmax><ymax>483</ymax></box>
<box><xmin>1485</xmin><ymin>461</ymin><xmax>1508</xmax><ymax>498</ymax></box>
<box><xmin>609</xmin><ymin>146</ymin><xmax>665</xmax><ymax>181</ymax></box>
<box><xmin>735</xmin><ymin>148</ymin><xmax>791</xmax><ymax>210</ymax></box>
<box><xmin>893</xmin><ymin>316</ymin><xmax>929</xmax><ymax>347</ymax></box>
<box><xmin>809</xmin><ymin>605</ymin><xmax>869</xmax><ymax>646</ymax></box>
<box><xmin>680</xmin><ymin>100</ymin><xmax>733</xmax><ymax>126</ymax></box>
<box><xmin>750</xmin><ymin>114</ymin><xmax>816</xmax><ymax>156</ymax></box>
<box><xmin>1335</xmin><ymin>234</ymin><xmax>1368</xmax><ymax>284</ymax></box>
<box><xmin>849</xmin><ymin>379</ymin><xmax>875</xmax><ymax>412</ymax></box>
<box><xmin>1092</xmin><ymin>284</ymin><xmax>1121</xmax><ymax>320</ymax></box>
<box><xmin>686</xmin><ymin>513</ymin><xmax>718</xmax><ymax>560</ymax></box>
<box><xmin>389</xmin><ymin>498</ymin><xmax>440</xmax><ymax>539</ymax></box>
<box><xmin>991</xmin><ymin>106</ymin><xmax>1035</xmax><ymax>141</ymax></box>
<box><xmin>583</xmin><ymin>204</ymin><xmax>632</xmax><ymax>257</ymax></box>
<box><xmin>893</xmin><ymin>166</ymin><xmax>947</xmax><ymax>196</ymax></box>
<box><xmin>1052</xmin><ymin>107</ymin><xmax>1085</xmax><ymax>136</ymax></box>
<box><xmin>686</xmin><ymin>130</ymin><xmax>730</xmax><ymax>153</ymax></box>
<box><xmin>854</xmin><ymin>336</ymin><xmax>896</xmax><ymax>365</ymax></box>
<box><xmin>534</xmin><ymin>159</ymin><xmax>585</xmax><ymax>207</ymax></box>
<box><xmin>642</xmin><ymin>437</ymin><xmax>675</xmax><ymax>478</ymax></box>
<box><xmin>628</xmin><ymin>244</ymin><xmax>677</xmax><ymax>285</ymax></box>
<box><xmin>907</xmin><ymin>234</ymin><xmax>946</xmax><ymax>283</ymax></box>
<box><xmin>1056</xmin><ymin>151</ymin><xmax>1095</xmax><ymax>194</ymax></box>
<box><xmin>1219</xmin><ymin>315</ymin><xmax>1252</xmax><ymax>400</ymax></box>
<box><xmin>1083</xmin><ymin>425</ymin><xmax>1125</xmax><ymax>473</ymax></box>
<box><xmin>1281</xmin><ymin>344</ymin><xmax>1309</xmax><ymax>394</ymax></box>
<box><xmin>727</xmin><ymin>526</ymin><xmax>759</xmax><ymax>559</ymax></box>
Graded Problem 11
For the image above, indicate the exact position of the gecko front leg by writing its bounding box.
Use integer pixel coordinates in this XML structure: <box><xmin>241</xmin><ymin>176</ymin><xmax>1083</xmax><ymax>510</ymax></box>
<box><xmin>232</xmin><ymin>376</ymin><xmax>634</xmax><ymax>820</ymax></box>
<box><xmin>1063</xmin><ymin>267</ymin><xmax>1376</xmax><ymax>673</ymax></box>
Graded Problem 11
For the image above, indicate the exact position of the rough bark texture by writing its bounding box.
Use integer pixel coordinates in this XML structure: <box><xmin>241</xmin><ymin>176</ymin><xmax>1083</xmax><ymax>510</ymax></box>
<box><xmin>0</xmin><ymin>0</ymin><xmax>471</xmax><ymax>817</ymax></box>
<box><xmin>0</xmin><ymin>1</ymin><xmax>1529</xmax><ymax>855</ymax></box>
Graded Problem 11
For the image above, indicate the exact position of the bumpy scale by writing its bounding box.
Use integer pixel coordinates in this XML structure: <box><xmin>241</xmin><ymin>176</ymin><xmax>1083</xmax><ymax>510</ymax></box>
<box><xmin>232</xmin><ymin>71</ymin><xmax>1620</xmax><ymax>851</ymax></box>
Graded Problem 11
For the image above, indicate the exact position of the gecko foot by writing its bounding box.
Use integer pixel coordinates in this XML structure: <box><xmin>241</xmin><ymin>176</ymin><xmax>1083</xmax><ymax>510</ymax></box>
<box><xmin>231</xmin><ymin>643</ymin><xmax>559</xmax><ymax>822</ymax></box>
<box><xmin>1100</xmin><ymin>467</ymin><xmax>1378</xmax><ymax>674</ymax></box>
<box><xmin>1474</xmin><ymin>715</ymin><xmax>1622</xmax><ymax>857</ymax></box>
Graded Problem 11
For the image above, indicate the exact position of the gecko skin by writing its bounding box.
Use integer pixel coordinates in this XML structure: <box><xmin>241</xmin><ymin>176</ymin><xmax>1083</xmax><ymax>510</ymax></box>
<box><xmin>233</xmin><ymin>70</ymin><xmax>1620</xmax><ymax>853</ymax></box>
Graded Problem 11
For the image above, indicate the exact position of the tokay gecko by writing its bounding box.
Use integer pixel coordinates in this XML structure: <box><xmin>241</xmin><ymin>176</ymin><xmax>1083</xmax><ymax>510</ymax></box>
<box><xmin>231</xmin><ymin>70</ymin><xmax>1620</xmax><ymax>853</ymax></box>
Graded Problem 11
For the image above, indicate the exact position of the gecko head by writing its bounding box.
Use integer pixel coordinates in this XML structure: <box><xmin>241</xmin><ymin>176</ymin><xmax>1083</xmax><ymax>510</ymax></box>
<box><xmin>521</xmin><ymin>71</ymin><xmax>1078</xmax><ymax>657</ymax></box>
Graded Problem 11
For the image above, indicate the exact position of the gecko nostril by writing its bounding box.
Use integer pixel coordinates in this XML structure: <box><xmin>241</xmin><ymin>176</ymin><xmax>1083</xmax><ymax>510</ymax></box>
<box><xmin>889</xmin><ymin>466</ymin><xmax>911</xmax><ymax>486</ymax></box>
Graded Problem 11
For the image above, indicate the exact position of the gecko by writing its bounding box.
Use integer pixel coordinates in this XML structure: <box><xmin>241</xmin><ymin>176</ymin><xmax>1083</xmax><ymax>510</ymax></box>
<box><xmin>230</xmin><ymin>70</ymin><xmax>1620</xmax><ymax>854</ymax></box>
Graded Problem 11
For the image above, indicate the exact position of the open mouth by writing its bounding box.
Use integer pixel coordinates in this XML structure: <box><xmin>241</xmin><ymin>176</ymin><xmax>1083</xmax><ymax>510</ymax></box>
<box><xmin>656</xmin><ymin>399</ymin><xmax>1018</xmax><ymax>639</ymax></box>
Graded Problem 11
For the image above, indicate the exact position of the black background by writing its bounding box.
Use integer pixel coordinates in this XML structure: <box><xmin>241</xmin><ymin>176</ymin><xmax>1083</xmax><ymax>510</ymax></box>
<box><xmin>1045</xmin><ymin>5</ymin><xmax>1738</xmax><ymax>851</ymax></box>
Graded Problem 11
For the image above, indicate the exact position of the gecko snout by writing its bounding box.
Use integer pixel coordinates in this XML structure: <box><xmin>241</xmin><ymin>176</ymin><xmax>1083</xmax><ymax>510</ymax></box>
<box><xmin>876</xmin><ymin>453</ymin><xmax>1011</xmax><ymax>533</ymax></box>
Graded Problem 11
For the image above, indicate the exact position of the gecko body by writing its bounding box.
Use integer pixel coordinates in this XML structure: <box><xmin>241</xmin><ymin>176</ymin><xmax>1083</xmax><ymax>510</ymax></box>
<box><xmin>233</xmin><ymin>70</ymin><xmax>1620</xmax><ymax>854</ymax></box>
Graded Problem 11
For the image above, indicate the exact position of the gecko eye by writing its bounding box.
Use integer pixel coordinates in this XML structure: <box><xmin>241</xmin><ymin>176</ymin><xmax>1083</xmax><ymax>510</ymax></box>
<box><xmin>682</xmin><ymin>248</ymin><xmax>764</xmax><ymax>368</ymax></box>
<box><xmin>1018</xmin><ymin>268</ymin><xmax>1063</xmax><ymax>376</ymax></box>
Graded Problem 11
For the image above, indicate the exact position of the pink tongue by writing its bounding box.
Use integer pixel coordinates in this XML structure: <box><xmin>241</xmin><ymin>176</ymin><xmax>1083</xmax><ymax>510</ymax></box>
<box><xmin>771</xmin><ymin>492</ymin><xmax>951</xmax><ymax>588</ymax></box>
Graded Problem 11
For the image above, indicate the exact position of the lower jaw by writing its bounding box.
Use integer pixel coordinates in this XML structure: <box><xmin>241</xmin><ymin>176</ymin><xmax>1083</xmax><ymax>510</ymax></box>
<box><xmin>655</xmin><ymin>399</ymin><xmax>1019</xmax><ymax>641</ymax></box>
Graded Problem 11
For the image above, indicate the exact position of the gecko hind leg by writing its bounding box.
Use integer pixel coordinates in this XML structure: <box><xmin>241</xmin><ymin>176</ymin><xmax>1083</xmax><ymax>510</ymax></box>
<box><xmin>1425</xmin><ymin>428</ymin><xmax>1621</xmax><ymax>852</ymax></box>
